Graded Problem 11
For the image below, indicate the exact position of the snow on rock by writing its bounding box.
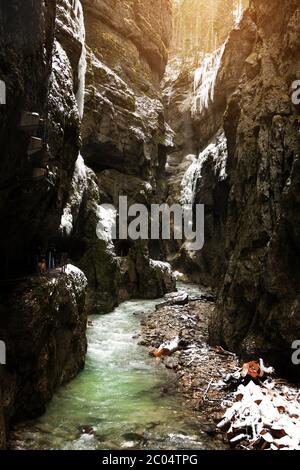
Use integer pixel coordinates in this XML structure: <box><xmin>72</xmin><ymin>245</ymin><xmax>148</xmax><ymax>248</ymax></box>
<box><xmin>210</xmin><ymin>131</ymin><xmax>228</xmax><ymax>181</ymax></box>
<box><xmin>192</xmin><ymin>43</ymin><xmax>225</xmax><ymax>116</ymax></box>
<box><xmin>56</xmin><ymin>0</ymin><xmax>86</xmax><ymax>44</ymax></box>
<box><xmin>65</xmin><ymin>263</ymin><xmax>86</xmax><ymax>279</ymax></box>
<box><xmin>46</xmin><ymin>265</ymin><xmax>87</xmax><ymax>303</ymax></box>
<box><xmin>219</xmin><ymin>379</ymin><xmax>300</xmax><ymax>450</ymax></box>
<box><xmin>150</xmin><ymin>259</ymin><xmax>172</xmax><ymax>274</ymax></box>
<box><xmin>180</xmin><ymin>155</ymin><xmax>200</xmax><ymax>206</ymax></box>
<box><xmin>55</xmin><ymin>0</ymin><xmax>86</xmax><ymax>119</ymax></box>
<box><xmin>173</xmin><ymin>270</ymin><xmax>185</xmax><ymax>280</ymax></box>
<box><xmin>60</xmin><ymin>154</ymin><xmax>88</xmax><ymax>236</ymax></box>
<box><xmin>163</xmin><ymin>122</ymin><xmax>175</xmax><ymax>148</ymax></box>
<box><xmin>64</xmin><ymin>264</ymin><xmax>88</xmax><ymax>295</ymax></box>
<box><xmin>50</xmin><ymin>40</ymin><xmax>76</xmax><ymax>116</ymax></box>
<box><xmin>95</xmin><ymin>204</ymin><xmax>117</xmax><ymax>246</ymax></box>
<box><xmin>152</xmin><ymin>336</ymin><xmax>181</xmax><ymax>357</ymax></box>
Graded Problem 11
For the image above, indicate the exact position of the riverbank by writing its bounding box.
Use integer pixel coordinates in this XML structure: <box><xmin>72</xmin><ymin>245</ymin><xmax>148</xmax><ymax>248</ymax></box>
<box><xmin>139</xmin><ymin>282</ymin><xmax>240</xmax><ymax>447</ymax></box>
<box><xmin>140</xmin><ymin>282</ymin><xmax>300</xmax><ymax>450</ymax></box>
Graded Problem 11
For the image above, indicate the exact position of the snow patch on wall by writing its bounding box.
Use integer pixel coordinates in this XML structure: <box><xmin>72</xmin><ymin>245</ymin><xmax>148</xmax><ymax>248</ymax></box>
<box><xmin>65</xmin><ymin>263</ymin><xmax>88</xmax><ymax>293</ymax></box>
<box><xmin>211</xmin><ymin>132</ymin><xmax>228</xmax><ymax>181</ymax></box>
<box><xmin>150</xmin><ymin>259</ymin><xmax>172</xmax><ymax>274</ymax></box>
<box><xmin>180</xmin><ymin>155</ymin><xmax>201</xmax><ymax>206</ymax></box>
<box><xmin>96</xmin><ymin>204</ymin><xmax>117</xmax><ymax>246</ymax></box>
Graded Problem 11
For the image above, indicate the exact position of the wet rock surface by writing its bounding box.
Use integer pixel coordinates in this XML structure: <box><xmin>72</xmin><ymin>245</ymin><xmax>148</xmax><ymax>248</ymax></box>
<box><xmin>68</xmin><ymin>0</ymin><xmax>175</xmax><ymax>311</ymax></box>
<box><xmin>1</xmin><ymin>0</ymin><xmax>300</xmax><ymax>452</ymax></box>
<box><xmin>163</xmin><ymin>0</ymin><xmax>300</xmax><ymax>377</ymax></box>
<box><xmin>81</xmin><ymin>0</ymin><xmax>172</xmax><ymax>193</ymax></box>
<box><xmin>208</xmin><ymin>0</ymin><xmax>300</xmax><ymax>378</ymax></box>
<box><xmin>0</xmin><ymin>266</ymin><xmax>87</xmax><ymax>449</ymax></box>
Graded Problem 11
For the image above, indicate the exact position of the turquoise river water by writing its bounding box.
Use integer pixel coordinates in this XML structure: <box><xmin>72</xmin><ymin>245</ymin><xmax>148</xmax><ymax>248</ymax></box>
<box><xmin>10</xmin><ymin>283</ymin><xmax>217</xmax><ymax>450</ymax></box>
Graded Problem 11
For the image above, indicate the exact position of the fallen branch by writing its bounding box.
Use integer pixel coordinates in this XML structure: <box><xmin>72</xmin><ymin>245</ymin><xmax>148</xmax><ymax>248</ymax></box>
<box><xmin>203</xmin><ymin>379</ymin><xmax>213</xmax><ymax>401</ymax></box>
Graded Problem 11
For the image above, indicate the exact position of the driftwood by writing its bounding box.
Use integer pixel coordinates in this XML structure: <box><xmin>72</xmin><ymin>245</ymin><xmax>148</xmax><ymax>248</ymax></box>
<box><xmin>150</xmin><ymin>336</ymin><xmax>181</xmax><ymax>358</ymax></box>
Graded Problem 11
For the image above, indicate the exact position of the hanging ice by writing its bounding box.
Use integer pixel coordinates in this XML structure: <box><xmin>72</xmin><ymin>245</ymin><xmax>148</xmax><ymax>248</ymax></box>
<box><xmin>72</xmin><ymin>0</ymin><xmax>80</xmax><ymax>17</ymax></box>
<box><xmin>180</xmin><ymin>132</ymin><xmax>228</xmax><ymax>206</ymax></box>
<box><xmin>180</xmin><ymin>155</ymin><xmax>201</xmax><ymax>206</ymax></box>
<box><xmin>75</xmin><ymin>0</ymin><xmax>86</xmax><ymax>119</ymax></box>
<box><xmin>192</xmin><ymin>43</ymin><xmax>225</xmax><ymax>115</ymax></box>
<box><xmin>233</xmin><ymin>0</ymin><xmax>244</xmax><ymax>27</ymax></box>
<box><xmin>60</xmin><ymin>154</ymin><xmax>88</xmax><ymax>236</ymax></box>
<box><xmin>59</xmin><ymin>1</ymin><xmax>89</xmax><ymax>237</ymax></box>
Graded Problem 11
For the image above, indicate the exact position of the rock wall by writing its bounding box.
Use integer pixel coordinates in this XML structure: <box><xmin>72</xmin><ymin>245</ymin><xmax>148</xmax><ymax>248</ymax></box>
<box><xmin>0</xmin><ymin>266</ymin><xmax>87</xmax><ymax>449</ymax></box>
<box><xmin>67</xmin><ymin>0</ymin><xmax>175</xmax><ymax>311</ymax></box>
<box><xmin>0</xmin><ymin>0</ymin><xmax>56</xmax><ymax>278</ymax></box>
<box><xmin>164</xmin><ymin>0</ymin><xmax>300</xmax><ymax>378</ymax></box>
<box><xmin>209</xmin><ymin>0</ymin><xmax>300</xmax><ymax>379</ymax></box>
<box><xmin>81</xmin><ymin>0</ymin><xmax>172</xmax><ymax>192</ymax></box>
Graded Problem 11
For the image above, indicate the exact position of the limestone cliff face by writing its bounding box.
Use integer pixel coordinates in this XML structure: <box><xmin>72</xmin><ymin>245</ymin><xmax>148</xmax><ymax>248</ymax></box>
<box><xmin>0</xmin><ymin>0</ymin><xmax>57</xmax><ymax>277</ymax></box>
<box><xmin>165</xmin><ymin>0</ymin><xmax>300</xmax><ymax>377</ymax></box>
<box><xmin>0</xmin><ymin>0</ymin><xmax>89</xmax><ymax>447</ymax></box>
<box><xmin>81</xmin><ymin>0</ymin><xmax>172</xmax><ymax>193</ymax></box>
<box><xmin>209</xmin><ymin>0</ymin><xmax>300</xmax><ymax>378</ymax></box>
<box><xmin>68</xmin><ymin>0</ymin><xmax>175</xmax><ymax>311</ymax></box>
<box><xmin>0</xmin><ymin>267</ymin><xmax>87</xmax><ymax>449</ymax></box>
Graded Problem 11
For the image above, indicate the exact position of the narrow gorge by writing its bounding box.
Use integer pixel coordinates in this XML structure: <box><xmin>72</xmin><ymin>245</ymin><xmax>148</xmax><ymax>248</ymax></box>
<box><xmin>0</xmin><ymin>0</ymin><xmax>299</xmax><ymax>453</ymax></box>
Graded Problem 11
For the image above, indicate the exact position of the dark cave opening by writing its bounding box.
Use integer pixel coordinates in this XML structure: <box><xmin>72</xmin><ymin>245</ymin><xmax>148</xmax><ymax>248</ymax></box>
<box><xmin>114</xmin><ymin>239</ymin><xmax>133</xmax><ymax>257</ymax></box>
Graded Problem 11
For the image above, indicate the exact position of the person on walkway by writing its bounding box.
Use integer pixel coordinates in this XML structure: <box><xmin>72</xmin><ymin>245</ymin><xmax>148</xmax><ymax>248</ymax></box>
<box><xmin>61</xmin><ymin>253</ymin><xmax>68</xmax><ymax>273</ymax></box>
<box><xmin>48</xmin><ymin>244</ymin><xmax>57</xmax><ymax>270</ymax></box>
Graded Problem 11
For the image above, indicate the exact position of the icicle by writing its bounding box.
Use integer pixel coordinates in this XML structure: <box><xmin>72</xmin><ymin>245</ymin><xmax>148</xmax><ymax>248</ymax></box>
<box><xmin>192</xmin><ymin>43</ymin><xmax>225</xmax><ymax>115</ymax></box>
<box><xmin>75</xmin><ymin>0</ymin><xmax>87</xmax><ymax>119</ymax></box>
<box><xmin>60</xmin><ymin>154</ymin><xmax>88</xmax><ymax>236</ymax></box>
<box><xmin>233</xmin><ymin>0</ymin><xmax>244</xmax><ymax>27</ymax></box>
<box><xmin>180</xmin><ymin>149</ymin><xmax>209</xmax><ymax>206</ymax></box>
<box><xmin>60</xmin><ymin>2</ymin><xmax>88</xmax><ymax>237</ymax></box>
<box><xmin>180</xmin><ymin>155</ymin><xmax>201</xmax><ymax>206</ymax></box>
